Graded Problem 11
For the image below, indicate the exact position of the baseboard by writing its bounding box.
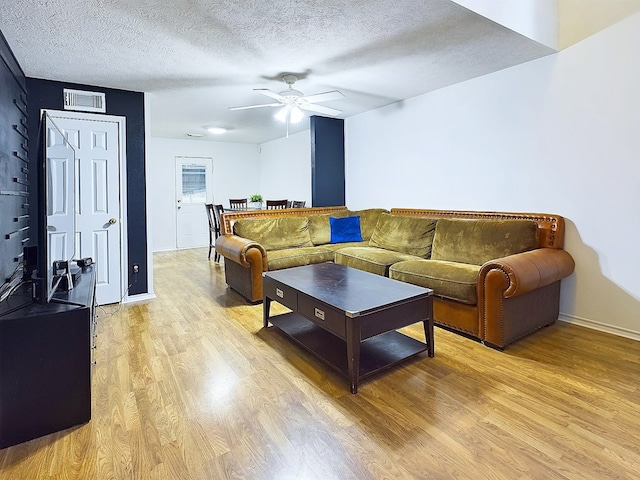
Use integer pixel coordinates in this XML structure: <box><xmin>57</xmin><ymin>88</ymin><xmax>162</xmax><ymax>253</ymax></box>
<box><xmin>152</xmin><ymin>247</ymin><xmax>178</xmax><ymax>253</ymax></box>
<box><xmin>124</xmin><ymin>292</ymin><xmax>156</xmax><ymax>305</ymax></box>
<box><xmin>558</xmin><ymin>313</ymin><xmax>640</xmax><ymax>342</ymax></box>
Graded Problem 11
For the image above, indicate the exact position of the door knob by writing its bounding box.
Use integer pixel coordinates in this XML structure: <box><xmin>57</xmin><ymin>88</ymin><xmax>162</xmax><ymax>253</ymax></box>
<box><xmin>108</xmin><ymin>217</ymin><xmax>117</xmax><ymax>225</ymax></box>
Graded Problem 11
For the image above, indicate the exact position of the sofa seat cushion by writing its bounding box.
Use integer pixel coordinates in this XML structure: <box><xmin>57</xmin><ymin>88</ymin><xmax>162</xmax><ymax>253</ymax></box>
<box><xmin>431</xmin><ymin>218</ymin><xmax>539</xmax><ymax>266</ymax></box>
<box><xmin>234</xmin><ymin>216</ymin><xmax>313</xmax><ymax>251</ymax></box>
<box><xmin>369</xmin><ymin>213</ymin><xmax>437</xmax><ymax>258</ymax></box>
<box><xmin>322</xmin><ymin>241</ymin><xmax>369</xmax><ymax>251</ymax></box>
<box><xmin>389</xmin><ymin>260</ymin><xmax>480</xmax><ymax>305</ymax></box>
<box><xmin>267</xmin><ymin>247</ymin><xmax>335</xmax><ymax>271</ymax></box>
<box><xmin>334</xmin><ymin>246</ymin><xmax>422</xmax><ymax>277</ymax></box>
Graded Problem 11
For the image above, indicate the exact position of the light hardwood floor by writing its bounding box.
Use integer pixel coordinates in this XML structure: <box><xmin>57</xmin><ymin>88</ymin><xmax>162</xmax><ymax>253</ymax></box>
<box><xmin>1</xmin><ymin>248</ymin><xmax>639</xmax><ymax>479</ymax></box>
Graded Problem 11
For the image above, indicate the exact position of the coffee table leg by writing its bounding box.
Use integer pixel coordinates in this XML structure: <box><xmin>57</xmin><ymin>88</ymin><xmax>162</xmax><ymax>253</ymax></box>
<box><xmin>263</xmin><ymin>297</ymin><xmax>271</xmax><ymax>328</ymax></box>
<box><xmin>346</xmin><ymin>318</ymin><xmax>361</xmax><ymax>394</ymax></box>
<box><xmin>424</xmin><ymin>297</ymin><xmax>434</xmax><ymax>357</ymax></box>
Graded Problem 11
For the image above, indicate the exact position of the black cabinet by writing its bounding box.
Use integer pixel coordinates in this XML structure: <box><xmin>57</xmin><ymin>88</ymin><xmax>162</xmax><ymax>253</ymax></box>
<box><xmin>0</xmin><ymin>267</ymin><xmax>96</xmax><ymax>449</ymax></box>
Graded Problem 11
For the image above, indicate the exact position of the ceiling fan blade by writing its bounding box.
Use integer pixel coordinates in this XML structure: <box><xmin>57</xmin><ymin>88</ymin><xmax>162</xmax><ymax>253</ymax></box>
<box><xmin>302</xmin><ymin>90</ymin><xmax>345</xmax><ymax>104</ymax></box>
<box><xmin>255</xmin><ymin>89</ymin><xmax>286</xmax><ymax>101</ymax></box>
<box><xmin>298</xmin><ymin>103</ymin><xmax>342</xmax><ymax>116</ymax></box>
<box><xmin>228</xmin><ymin>103</ymin><xmax>282</xmax><ymax>111</ymax></box>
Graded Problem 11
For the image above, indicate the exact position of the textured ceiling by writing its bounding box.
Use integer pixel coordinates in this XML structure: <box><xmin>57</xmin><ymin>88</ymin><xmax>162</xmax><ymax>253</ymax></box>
<box><xmin>1</xmin><ymin>0</ymin><xmax>556</xmax><ymax>144</ymax></box>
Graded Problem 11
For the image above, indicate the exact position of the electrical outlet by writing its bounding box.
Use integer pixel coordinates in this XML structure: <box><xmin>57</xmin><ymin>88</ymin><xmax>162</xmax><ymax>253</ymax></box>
<box><xmin>133</xmin><ymin>264</ymin><xmax>139</xmax><ymax>274</ymax></box>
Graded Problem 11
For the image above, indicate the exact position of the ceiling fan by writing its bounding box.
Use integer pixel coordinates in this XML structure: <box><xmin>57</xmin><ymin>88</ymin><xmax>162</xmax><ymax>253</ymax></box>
<box><xmin>229</xmin><ymin>74</ymin><xmax>345</xmax><ymax>122</ymax></box>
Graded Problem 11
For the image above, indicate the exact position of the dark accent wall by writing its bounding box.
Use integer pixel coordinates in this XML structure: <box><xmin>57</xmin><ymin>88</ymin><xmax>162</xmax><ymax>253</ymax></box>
<box><xmin>310</xmin><ymin>116</ymin><xmax>345</xmax><ymax>207</ymax></box>
<box><xmin>26</xmin><ymin>79</ymin><xmax>148</xmax><ymax>295</ymax></box>
<box><xmin>0</xmin><ymin>31</ymin><xmax>28</xmax><ymax>301</ymax></box>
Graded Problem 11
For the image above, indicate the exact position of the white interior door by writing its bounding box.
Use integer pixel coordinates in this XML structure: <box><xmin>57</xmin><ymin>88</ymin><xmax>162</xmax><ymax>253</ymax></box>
<box><xmin>45</xmin><ymin>118</ymin><xmax>76</xmax><ymax>269</ymax></box>
<box><xmin>176</xmin><ymin>157</ymin><xmax>213</xmax><ymax>249</ymax></box>
<box><xmin>48</xmin><ymin>111</ymin><xmax>123</xmax><ymax>305</ymax></box>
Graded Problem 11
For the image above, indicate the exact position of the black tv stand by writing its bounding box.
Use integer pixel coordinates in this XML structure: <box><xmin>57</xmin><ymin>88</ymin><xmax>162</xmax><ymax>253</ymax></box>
<box><xmin>0</xmin><ymin>266</ymin><xmax>96</xmax><ymax>449</ymax></box>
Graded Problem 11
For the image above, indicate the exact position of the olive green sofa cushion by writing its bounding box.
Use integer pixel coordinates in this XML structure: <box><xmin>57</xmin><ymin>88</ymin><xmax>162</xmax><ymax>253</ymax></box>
<box><xmin>322</xmin><ymin>241</ymin><xmax>369</xmax><ymax>251</ymax></box>
<box><xmin>369</xmin><ymin>213</ymin><xmax>437</xmax><ymax>259</ymax></box>
<box><xmin>431</xmin><ymin>218</ymin><xmax>539</xmax><ymax>265</ymax></box>
<box><xmin>267</xmin><ymin>247</ymin><xmax>335</xmax><ymax>271</ymax></box>
<box><xmin>350</xmin><ymin>208</ymin><xmax>389</xmax><ymax>240</ymax></box>
<box><xmin>307</xmin><ymin>208</ymin><xmax>388</xmax><ymax>245</ymax></box>
<box><xmin>334</xmin><ymin>246</ymin><xmax>422</xmax><ymax>276</ymax></box>
<box><xmin>234</xmin><ymin>217</ymin><xmax>313</xmax><ymax>251</ymax></box>
<box><xmin>308</xmin><ymin>210</ymin><xmax>351</xmax><ymax>245</ymax></box>
<box><xmin>390</xmin><ymin>260</ymin><xmax>481</xmax><ymax>305</ymax></box>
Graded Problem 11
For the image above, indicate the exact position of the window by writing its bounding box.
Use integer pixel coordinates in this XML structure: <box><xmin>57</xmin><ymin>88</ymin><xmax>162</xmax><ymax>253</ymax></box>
<box><xmin>181</xmin><ymin>165</ymin><xmax>206</xmax><ymax>204</ymax></box>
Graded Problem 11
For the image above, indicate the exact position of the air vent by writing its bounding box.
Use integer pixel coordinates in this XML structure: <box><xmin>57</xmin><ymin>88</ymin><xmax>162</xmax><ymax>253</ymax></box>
<box><xmin>63</xmin><ymin>89</ymin><xmax>106</xmax><ymax>113</ymax></box>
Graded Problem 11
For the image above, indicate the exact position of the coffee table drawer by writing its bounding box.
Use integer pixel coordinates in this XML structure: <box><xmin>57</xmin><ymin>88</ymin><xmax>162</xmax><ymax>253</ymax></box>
<box><xmin>264</xmin><ymin>277</ymin><xmax>298</xmax><ymax>310</ymax></box>
<box><xmin>299</xmin><ymin>294</ymin><xmax>345</xmax><ymax>338</ymax></box>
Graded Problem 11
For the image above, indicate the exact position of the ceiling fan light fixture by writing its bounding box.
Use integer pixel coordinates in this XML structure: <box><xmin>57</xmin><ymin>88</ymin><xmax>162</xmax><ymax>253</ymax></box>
<box><xmin>231</xmin><ymin>73</ymin><xmax>344</xmax><ymax>135</ymax></box>
<box><xmin>280</xmin><ymin>88</ymin><xmax>303</xmax><ymax>100</ymax></box>
<box><xmin>290</xmin><ymin>106</ymin><xmax>304</xmax><ymax>124</ymax></box>
<box><xmin>275</xmin><ymin>107</ymin><xmax>288</xmax><ymax>123</ymax></box>
<box><xmin>275</xmin><ymin>105</ymin><xmax>304</xmax><ymax>124</ymax></box>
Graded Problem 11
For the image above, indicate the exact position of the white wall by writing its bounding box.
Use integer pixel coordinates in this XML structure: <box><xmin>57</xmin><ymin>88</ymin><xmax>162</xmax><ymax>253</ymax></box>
<box><xmin>258</xmin><ymin>129</ymin><xmax>312</xmax><ymax>206</ymax></box>
<box><xmin>453</xmin><ymin>0</ymin><xmax>640</xmax><ymax>50</ymax></box>
<box><xmin>453</xmin><ymin>0</ymin><xmax>558</xmax><ymax>49</ymax></box>
<box><xmin>558</xmin><ymin>0</ymin><xmax>640</xmax><ymax>49</ymax></box>
<box><xmin>147</xmin><ymin>137</ymin><xmax>260</xmax><ymax>251</ymax></box>
<box><xmin>345</xmin><ymin>14</ymin><xmax>640</xmax><ymax>339</ymax></box>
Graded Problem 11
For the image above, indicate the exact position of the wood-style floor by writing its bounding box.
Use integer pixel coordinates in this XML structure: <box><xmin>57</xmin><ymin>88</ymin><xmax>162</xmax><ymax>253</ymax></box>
<box><xmin>1</xmin><ymin>248</ymin><xmax>639</xmax><ymax>479</ymax></box>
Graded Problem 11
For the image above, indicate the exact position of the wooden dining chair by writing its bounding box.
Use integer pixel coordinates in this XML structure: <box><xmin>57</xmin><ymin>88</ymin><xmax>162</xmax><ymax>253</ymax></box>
<box><xmin>266</xmin><ymin>199</ymin><xmax>288</xmax><ymax>209</ymax></box>
<box><xmin>205</xmin><ymin>203</ymin><xmax>222</xmax><ymax>261</ymax></box>
<box><xmin>214</xmin><ymin>204</ymin><xmax>224</xmax><ymax>246</ymax></box>
<box><xmin>229</xmin><ymin>198</ymin><xmax>247</xmax><ymax>210</ymax></box>
<box><xmin>291</xmin><ymin>200</ymin><xmax>306</xmax><ymax>208</ymax></box>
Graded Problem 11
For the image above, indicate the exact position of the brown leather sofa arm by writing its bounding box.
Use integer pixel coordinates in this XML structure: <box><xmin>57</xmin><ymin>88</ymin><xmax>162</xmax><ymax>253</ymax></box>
<box><xmin>479</xmin><ymin>248</ymin><xmax>575</xmax><ymax>298</ymax></box>
<box><xmin>215</xmin><ymin>235</ymin><xmax>267</xmax><ymax>270</ymax></box>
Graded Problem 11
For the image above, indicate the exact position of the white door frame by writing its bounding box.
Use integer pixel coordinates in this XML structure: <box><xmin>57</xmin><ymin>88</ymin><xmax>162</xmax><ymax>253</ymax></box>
<box><xmin>44</xmin><ymin>109</ymin><xmax>128</xmax><ymax>303</ymax></box>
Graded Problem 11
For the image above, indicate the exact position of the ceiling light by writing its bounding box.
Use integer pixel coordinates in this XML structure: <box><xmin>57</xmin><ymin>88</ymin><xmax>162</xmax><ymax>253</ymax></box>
<box><xmin>275</xmin><ymin>107</ymin><xmax>288</xmax><ymax>123</ymax></box>
<box><xmin>275</xmin><ymin>105</ymin><xmax>304</xmax><ymax>124</ymax></box>
<box><xmin>290</xmin><ymin>106</ymin><xmax>304</xmax><ymax>124</ymax></box>
<box><xmin>207</xmin><ymin>127</ymin><xmax>227</xmax><ymax>134</ymax></box>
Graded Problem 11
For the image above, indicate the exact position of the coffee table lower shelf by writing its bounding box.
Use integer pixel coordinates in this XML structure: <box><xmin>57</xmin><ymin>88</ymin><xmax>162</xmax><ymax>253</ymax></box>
<box><xmin>269</xmin><ymin>312</ymin><xmax>428</xmax><ymax>387</ymax></box>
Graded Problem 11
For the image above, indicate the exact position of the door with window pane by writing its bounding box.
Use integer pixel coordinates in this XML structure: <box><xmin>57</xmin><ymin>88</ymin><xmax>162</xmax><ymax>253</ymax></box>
<box><xmin>175</xmin><ymin>157</ymin><xmax>213</xmax><ymax>249</ymax></box>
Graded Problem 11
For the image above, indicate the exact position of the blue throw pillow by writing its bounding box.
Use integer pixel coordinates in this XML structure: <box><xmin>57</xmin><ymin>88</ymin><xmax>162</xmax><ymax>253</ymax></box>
<box><xmin>330</xmin><ymin>216</ymin><xmax>363</xmax><ymax>243</ymax></box>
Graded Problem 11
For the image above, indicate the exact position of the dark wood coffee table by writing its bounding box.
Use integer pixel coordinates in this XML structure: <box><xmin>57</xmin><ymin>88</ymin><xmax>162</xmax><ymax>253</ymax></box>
<box><xmin>263</xmin><ymin>263</ymin><xmax>434</xmax><ymax>393</ymax></box>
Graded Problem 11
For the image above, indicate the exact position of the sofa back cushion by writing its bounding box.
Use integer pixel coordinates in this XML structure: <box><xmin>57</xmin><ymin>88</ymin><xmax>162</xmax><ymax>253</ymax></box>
<box><xmin>369</xmin><ymin>213</ymin><xmax>437</xmax><ymax>259</ymax></box>
<box><xmin>308</xmin><ymin>210</ymin><xmax>351</xmax><ymax>245</ymax></box>
<box><xmin>431</xmin><ymin>218</ymin><xmax>539</xmax><ymax>265</ymax></box>
<box><xmin>308</xmin><ymin>208</ymin><xmax>387</xmax><ymax>245</ymax></box>
<box><xmin>234</xmin><ymin>217</ymin><xmax>313</xmax><ymax>251</ymax></box>
<box><xmin>349</xmin><ymin>208</ymin><xmax>388</xmax><ymax>240</ymax></box>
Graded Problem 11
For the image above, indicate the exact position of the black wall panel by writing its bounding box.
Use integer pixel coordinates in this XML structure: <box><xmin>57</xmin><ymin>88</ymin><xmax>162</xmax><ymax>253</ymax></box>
<box><xmin>25</xmin><ymin>79</ymin><xmax>148</xmax><ymax>295</ymax></box>
<box><xmin>0</xmin><ymin>31</ymin><xmax>29</xmax><ymax>301</ymax></box>
<box><xmin>310</xmin><ymin>116</ymin><xmax>345</xmax><ymax>207</ymax></box>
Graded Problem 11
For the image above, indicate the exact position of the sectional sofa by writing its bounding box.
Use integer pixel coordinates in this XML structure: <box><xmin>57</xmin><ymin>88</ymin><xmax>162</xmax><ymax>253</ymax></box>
<box><xmin>215</xmin><ymin>206</ymin><xmax>575</xmax><ymax>349</ymax></box>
